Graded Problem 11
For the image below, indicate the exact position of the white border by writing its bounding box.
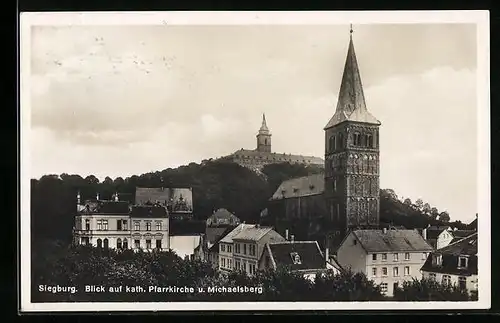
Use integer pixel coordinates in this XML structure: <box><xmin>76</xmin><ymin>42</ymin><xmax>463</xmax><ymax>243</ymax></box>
<box><xmin>19</xmin><ymin>10</ymin><xmax>491</xmax><ymax>312</ymax></box>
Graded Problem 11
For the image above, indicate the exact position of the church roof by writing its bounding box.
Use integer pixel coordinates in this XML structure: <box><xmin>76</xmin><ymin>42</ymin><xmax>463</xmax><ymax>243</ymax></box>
<box><xmin>259</xmin><ymin>113</ymin><xmax>270</xmax><ymax>134</ymax></box>
<box><xmin>270</xmin><ymin>174</ymin><xmax>325</xmax><ymax>200</ymax></box>
<box><xmin>325</xmin><ymin>32</ymin><xmax>380</xmax><ymax>129</ymax></box>
<box><xmin>230</xmin><ymin>149</ymin><xmax>324</xmax><ymax>164</ymax></box>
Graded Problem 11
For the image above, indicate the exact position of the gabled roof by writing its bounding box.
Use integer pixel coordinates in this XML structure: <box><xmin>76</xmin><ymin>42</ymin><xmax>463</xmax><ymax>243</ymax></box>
<box><xmin>79</xmin><ymin>200</ymin><xmax>130</xmax><ymax>215</ymax></box>
<box><xmin>350</xmin><ymin>229</ymin><xmax>433</xmax><ymax>253</ymax></box>
<box><xmin>208</xmin><ymin>226</ymin><xmax>236</xmax><ymax>252</ymax></box>
<box><xmin>425</xmin><ymin>226</ymin><xmax>451</xmax><ymax>240</ymax></box>
<box><xmin>324</xmin><ymin>34</ymin><xmax>380</xmax><ymax>129</ymax></box>
<box><xmin>270</xmin><ymin>174</ymin><xmax>325</xmax><ymax>200</ymax></box>
<box><xmin>232</xmin><ymin>226</ymin><xmax>275</xmax><ymax>242</ymax></box>
<box><xmin>264</xmin><ymin>241</ymin><xmax>330</xmax><ymax>271</ymax></box>
<box><xmin>219</xmin><ymin>224</ymin><xmax>257</xmax><ymax>244</ymax></box>
<box><xmin>421</xmin><ymin>233</ymin><xmax>478</xmax><ymax>276</ymax></box>
<box><xmin>206</xmin><ymin>226</ymin><xmax>235</xmax><ymax>245</ymax></box>
<box><xmin>452</xmin><ymin>230</ymin><xmax>476</xmax><ymax>239</ymax></box>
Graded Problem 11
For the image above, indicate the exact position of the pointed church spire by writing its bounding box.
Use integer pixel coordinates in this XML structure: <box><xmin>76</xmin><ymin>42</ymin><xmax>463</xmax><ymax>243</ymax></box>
<box><xmin>259</xmin><ymin>113</ymin><xmax>269</xmax><ymax>133</ymax></box>
<box><xmin>324</xmin><ymin>25</ymin><xmax>380</xmax><ymax>129</ymax></box>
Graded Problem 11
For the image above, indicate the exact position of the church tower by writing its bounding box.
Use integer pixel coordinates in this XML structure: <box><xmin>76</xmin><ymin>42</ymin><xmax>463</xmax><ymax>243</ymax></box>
<box><xmin>256</xmin><ymin>113</ymin><xmax>272</xmax><ymax>153</ymax></box>
<box><xmin>324</xmin><ymin>26</ymin><xmax>381</xmax><ymax>239</ymax></box>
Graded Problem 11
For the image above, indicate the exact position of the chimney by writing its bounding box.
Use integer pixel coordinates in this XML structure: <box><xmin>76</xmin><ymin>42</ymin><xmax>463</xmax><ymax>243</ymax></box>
<box><xmin>382</xmin><ymin>227</ymin><xmax>387</xmax><ymax>234</ymax></box>
<box><xmin>285</xmin><ymin>229</ymin><xmax>289</xmax><ymax>240</ymax></box>
<box><xmin>325</xmin><ymin>247</ymin><xmax>330</xmax><ymax>266</ymax></box>
<box><xmin>422</xmin><ymin>228</ymin><xmax>427</xmax><ymax>240</ymax></box>
<box><xmin>290</xmin><ymin>235</ymin><xmax>295</xmax><ymax>243</ymax></box>
<box><xmin>77</xmin><ymin>191</ymin><xmax>81</xmax><ymax>204</ymax></box>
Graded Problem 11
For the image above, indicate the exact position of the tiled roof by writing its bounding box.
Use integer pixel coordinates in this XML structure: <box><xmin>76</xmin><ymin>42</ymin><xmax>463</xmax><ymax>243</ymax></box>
<box><xmin>266</xmin><ymin>241</ymin><xmax>326</xmax><ymax>271</ymax></box>
<box><xmin>324</xmin><ymin>36</ymin><xmax>380</xmax><ymax>129</ymax></box>
<box><xmin>208</xmin><ymin>226</ymin><xmax>235</xmax><ymax>251</ymax></box>
<box><xmin>270</xmin><ymin>174</ymin><xmax>325</xmax><ymax>200</ymax></box>
<box><xmin>130</xmin><ymin>205</ymin><xmax>168</xmax><ymax>218</ymax></box>
<box><xmin>231</xmin><ymin>226</ymin><xmax>275</xmax><ymax>241</ymax></box>
<box><xmin>421</xmin><ymin>233</ymin><xmax>478</xmax><ymax>276</ymax></box>
<box><xmin>79</xmin><ymin>201</ymin><xmax>130</xmax><ymax>215</ymax></box>
<box><xmin>425</xmin><ymin>228</ymin><xmax>448</xmax><ymax>240</ymax></box>
<box><xmin>206</xmin><ymin>226</ymin><xmax>234</xmax><ymax>245</ymax></box>
<box><xmin>206</xmin><ymin>208</ymin><xmax>241</xmax><ymax>226</ymax></box>
<box><xmin>230</xmin><ymin>149</ymin><xmax>324</xmax><ymax>165</ymax></box>
<box><xmin>219</xmin><ymin>224</ymin><xmax>257</xmax><ymax>243</ymax></box>
<box><xmin>352</xmin><ymin>229</ymin><xmax>433</xmax><ymax>253</ymax></box>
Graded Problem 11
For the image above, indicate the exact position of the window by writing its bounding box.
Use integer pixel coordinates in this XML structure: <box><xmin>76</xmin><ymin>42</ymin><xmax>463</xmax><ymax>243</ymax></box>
<box><xmin>458</xmin><ymin>276</ymin><xmax>467</xmax><ymax>290</ymax></box>
<box><xmin>103</xmin><ymin>238</ymin><xmax>109</xmax><ymax>249</ymax></box>
<box><xmin>123</xmin><ymin>238</ymin><xmax>128</xmax><ymax>249</ymax></box>
<box><xmin>146</xmin><ymin>240</ymin><xmax>151</xmax><ymax>249</ymax></box>
<box><xmin>382</xmin><ymin>254</ymin><xmax>387</xmax><ymax>262</ymax></box>
<box><xmin>146</xmin><ymin>222</ymin><xmax>151</xmax><ymax>231</ymax></box>
<box><xmin>458</xmin><ymin>256</ymin><xmax>468</xmax><ymax>269</ymax></box>
<box><xmin>97</xmin><ymin>238</ymin><xmax>102</xmax><ymax>248</ymax></box>
<box><xmin>117</xmin><ymin>220</ymin><xmax>122</xmax><ymax>231</ymax></box>
<box><xmin>372</xmin><ymin>268</ymin><xmax>377</xmax><ymax>276</ymax></box>
<box><xmin>134</xmin><ymin>222</ymin><xmax>140</xmax><ymax>231</ymax></box>
<box><xmin>123</xmin><ymin>220</ymin><xmax>128</xmax><ymax>230</ymax></box>
<box><xmin>393</xmin><ymin>267</ymin><xmax>399</xmax><ymax>277</ymax></box>
<box><xmin>221</xmin><ymin>244</ymin><xmax>226</xmax><ymax>252</ymax></box>
<box><xmin>235</xmin><ymin>244</ymin><xmax>240</xmax><ymax>254</ymax></box>
<box><xmin>380</xmin><ymin>283</ymin><xmax>388</xmax><ymax>294</ymax></box>
<box><xmin>404</xmin><ymin>266</ymin><xmax>410</xmax><ymax>276</ymax></box>
<box><xmin>81</xmin><ymin>237</ymin><xmax>90</xmax><ymax>245</ymax></box>
<box><xmin>405</xmin><ymin>253</ymin><xmax>410</xmax><ymax>261</ymax></box>
<box><xmin>382</xmin><ymin>267</ymin><xmax>388</xmax><ymax>276</ymax></box>
<box><xmin>429</xmin><ymin>273</ymin><xmax>436</xmax><ymax>281</ymax></box>
<box><xmin>291</xmin><ymin>252</ymin><xmax>302</xmax><ymax>264</ymax></box>
<box><xmin>250</xmin><ymin>244</ymin><xmax>256</xmax><ymax>256</ymax></box>
<box><xmin>102</xmin><ymin>220</ymin><xmax>108</xmax><ymax>231</ymax></box>
<box><xmin>249</xmin><ymin>263</ymin><xmax>256</xmax><ymax>275</ymax></box>
<box><xmin>333</xmin><ymin>179</ymin><xmax>337</xmax><ymax>192</ymax></box>
<box><xmin>372</xmin><ymin>254</ymin><xmax>377</xmax><ymax>261</ymax></box>
<box><xmin>422</xmin><ymin>252</ymin><xmax>428</xmax><ymax>260</ymax></box>
<box><xmin>97</xmin><ymin>220</ymin><xmax>102</xmax><ymax>230</ymax></box>
<box><xmin>353</xmin><ymin>132</ymin><xmax>361</xmax><ymax>146</ymax></box>
<box><xmin>85</xmin><ymin>219</ymin><xmax>90</xmax><ymax>231</ymax></box>
<box><xmin>235</xmin><ymin>260</ymin><xmax>241</xmax><ymax>270</ymax></box>
<box><xmin>367</xmin><ymin>134</ymin><xmax>373</xmax><ymax>148</ymax></box>
<box><xmin>393</xmin><ymin>253</ymin><xmax>399</xmax><ymax>262</ymax></box>
<box><xmin>117</xmin><ymin>238</ymin><xmax>122</xmax><ymax>249</ymax></box>
<box><xmin>156</xmin><ymin>239</ymin><xmax>162</xmax><ymax>250</ymax></box>
<box><xmin>134</xmin><ymin>239</ymin><xmax>140</xmax><ymax>249</ymax></box>
<box><xmin>228</xmin><ymin>245</ymin><xmax>232</xmax><ymax>253</ymax></box>
<box><xmin>353</xmin><ymin>239</ymin><xmax>357</xmax><ymax>245</ymax></box>
<box><xmin>338</xmin><ymin>133</ymin><xmax>344</xmax><ymax>149</ymax></box>
<box><xmin>442</xmin><ymin>275</ymin><xmax>451</xmax><ymax>285</ymax></box>
<box><xmin>156</xmin><ymin>222</ymin><xmax>162</xmax><ymax>231</ymax></box>
<box><xmin>329</xmin><ymin>136</ymin><xmax>335</xmax><ymax>152</ymax></box>
<box><xmin>432</xmin><ymin>254</ymin><xmax>443</xmax><ymax>266</ymax></box>
<box><xmin>222</xmin><ymin>258</ymin><xmax>226</xmax><ymax>268</ymax></box>
<box><xmin>243</xmin><ymin>244</ymin><xmax>247</xmax><ymax>254</ymax></box>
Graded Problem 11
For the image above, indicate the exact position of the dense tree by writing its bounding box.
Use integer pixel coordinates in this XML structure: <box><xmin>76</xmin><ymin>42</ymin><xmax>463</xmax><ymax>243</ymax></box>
<box><xmin>414</xmin><ymin>198</ymin><xmax>424</xmax><ymax>211</ymax></box>
<box><xmin>430</xmin><ymin>207</ymin><xmax>439</xmax><ymax>220</ymax></box>
<box><xmin>393</xmin><ymin>278</ymin><xmax>475</xmax><ymax>301</ymax></box>
<box><xmin>403</xmin><ymin>198</ymin><xmax>412</xmax><ymax>206</ymax></box>
<box><xmin>422</xmin><ymin>203</ymin><xmax>431</xmax><ymax>215</ymax></box>
<box><xmin>439</xmin><ymin>211</ymin><xmax>450</xmax><ymax>223</ymax></box>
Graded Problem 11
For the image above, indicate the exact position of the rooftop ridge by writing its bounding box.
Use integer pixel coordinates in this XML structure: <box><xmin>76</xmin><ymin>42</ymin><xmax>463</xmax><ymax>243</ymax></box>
<box><xmin>438</xmin><ymin>232</ymin><xmax>478</xmax><ymax>252</ymax></box>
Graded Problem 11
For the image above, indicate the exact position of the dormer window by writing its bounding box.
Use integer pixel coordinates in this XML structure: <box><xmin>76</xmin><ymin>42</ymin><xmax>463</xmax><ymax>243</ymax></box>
<box><xmin>290</xmin><ymin>252</ymin><xmax>302</xmax><ymax>265</ymax></box>
<box><xmin>432</xmin><ymin>254</ymin><xmax>443</xmax><ymax>266</ymax></box>
<box><xmin>458</xmin><ymin>256</ymin><xmax>469</xmax><ymax>269</ymax></box>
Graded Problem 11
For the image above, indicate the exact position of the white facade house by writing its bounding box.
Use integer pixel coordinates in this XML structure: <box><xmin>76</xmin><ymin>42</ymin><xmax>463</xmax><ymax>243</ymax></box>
<box><xmin>336</xmin><ymin>228</ymin><xmax>433</xmax><ymax>297</ymax></box>
<box><xmin>73</xmin><ymin>193</ymin><xmax>170</xmax><ymax>251</ymax></box>
<box><xmin>421</xmin><ymin>233</ymin><xmax>478</xmax><ymax>295</ymax></box>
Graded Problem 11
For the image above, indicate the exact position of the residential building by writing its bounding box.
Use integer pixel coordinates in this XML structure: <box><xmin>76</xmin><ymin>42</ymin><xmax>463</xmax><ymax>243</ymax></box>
<box><xmin>422</xmin><ymin>225</ymin><xmax>454</xmax><ymax>249</ymax></box>
<box><xmin>421</xmin><ymin>233</ymin><xmax>478</xmax><ymax>295</ymax></box>
<box><xmin>194</xmin><ymin>225</ymin><xmax>236</xmax><ymax>262</ymax></box>
<box><xmin>135</xmin><ymin>187</ymin><xmax>194</xmax><ymax>221</ymax></box>
<box><xmin>267</xmin><ymin>28</ymin><xmax>381</xmax><ymax>252</ymax></box>
<box><xmin>231</xmin><ymin>225</ymin><xmax>286</xmax><ymax>275</ymax></box>
<box><xmin>218</xmin><ymin>224</ymin><xmax>258</xmax><ymax>272</ymax></box>
<box><xmin>73</xmin><ymin>192</ymin><xmax>169</xmax><ymax>251</ymax></box>
<box><xmin>218</xmin><ymin>114</ymin><xmax>324</xmax><ymax>172</ymax></box>
<box><xmin>258</xmin><ymin>240</ymin><xmax>343</xmax><ymax>281</ymax></box>
<box><xmin>336</xmin><ymin>228</ymin><xmax>433</xmax><ymax>297</ymax></box>
<box><xmin>206</xmin><ymin>208</ymin><xmax>241</xmax><ymax>227</ymax></box>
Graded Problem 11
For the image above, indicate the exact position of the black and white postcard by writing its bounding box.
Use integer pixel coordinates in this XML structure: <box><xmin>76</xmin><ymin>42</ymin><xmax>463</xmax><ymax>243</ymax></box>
<box><xmin>19</xmin><ymin>11</ymin><xmax>490</xmax><ymax>312</ymax></box>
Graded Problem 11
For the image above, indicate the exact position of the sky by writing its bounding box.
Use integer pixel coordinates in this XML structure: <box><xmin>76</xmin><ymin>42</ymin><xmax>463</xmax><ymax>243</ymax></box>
<box><xmin>28</xmin><ymin>23</ymin><xmax>478</xmax><ymax>223</ymax></box>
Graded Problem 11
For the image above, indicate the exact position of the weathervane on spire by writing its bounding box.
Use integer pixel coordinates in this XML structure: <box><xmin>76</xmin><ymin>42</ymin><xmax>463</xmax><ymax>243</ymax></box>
<box><xmin>350</xmin><ymin>23</ymin><xmax>353</xmax><ymax>35</ymax></box>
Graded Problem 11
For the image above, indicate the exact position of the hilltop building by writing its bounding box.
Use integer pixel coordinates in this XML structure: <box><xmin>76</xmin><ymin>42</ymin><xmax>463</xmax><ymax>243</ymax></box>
<box><xmin>72</xmin><ymin>192</ymin><xmax>170</xmax><ymax>251</ymax></box>
<box><xmin>268</xmin><ymin>27</ymin><xmax>381</xmax><ymax>250</ymax></box>
<box><xmin>218</xmin><ymin>114</ymin><xmax>324</xmax><ymax>172</ymax></box>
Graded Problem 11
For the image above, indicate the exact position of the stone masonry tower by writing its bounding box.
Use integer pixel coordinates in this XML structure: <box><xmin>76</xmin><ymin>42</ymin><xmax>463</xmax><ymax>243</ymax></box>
<box><xmin>256</xmin><ymin>113</ymin><xmax>272</xmax><ymax>153</ymax></box>
<box><xmin>324</xmin><ymin>26</ymin><xmax>381</xmax><ymax>240</ymax></box>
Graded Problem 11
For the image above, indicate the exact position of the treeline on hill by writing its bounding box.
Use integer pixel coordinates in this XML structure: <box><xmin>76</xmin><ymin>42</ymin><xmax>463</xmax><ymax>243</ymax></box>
<box><xmin>31</xmin><ymin>242</ymin><xmax>476</xmax><ymax>302</ymax></box>
<box><xmin>30</xmin><ymin>160</ymin><xmax>465</xmax><ymax>248</ymax></box>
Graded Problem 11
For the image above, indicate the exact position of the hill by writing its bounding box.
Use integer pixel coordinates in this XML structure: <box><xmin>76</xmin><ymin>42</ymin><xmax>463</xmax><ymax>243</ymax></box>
<box><xmin>30</xmin><ymin>160</ymin><xmax>464</xmax><ymax>246</ymax></box>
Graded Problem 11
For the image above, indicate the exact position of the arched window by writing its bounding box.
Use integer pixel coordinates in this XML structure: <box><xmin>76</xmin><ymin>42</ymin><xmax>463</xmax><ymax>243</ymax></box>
<box><xmin>353</xmin><ymin>133</ymin><xmax>361</xmax><ymax>146</ymax></box>
<box><xmin>97</xmin><ymin>239</ymin><xmax>102</xmax><ymax>248</ymax></box>
<box><xmin>123</xmin><ymin>238</ymin><xmax>128</xmax><ymax>249</ymax></box>
<box><xmin>338</xmin><ymin>133</ymin><xmax>344</xmax><ymax>149</ymax></box>
<box><xmin>117</xmin><ymin>238</ymin><xmax>122</xmax><ymax>249</ymax></box>
<box><xmin>103</xmin><ymin>238</ymin><xmax>109</xmax><ymax>249</ymax></box>
<box><xmin>366</xmin><ymin>134</ymin><xmax>373</xmax><ymax>148</ymax></box>
<box><xmin>329</xmin><ymin>136</ymin><xmax>336</xmax><ymax>152</ymax></box>
<box><xmin>264</xmin><ymin>138</ymin><xmax>267</xmax><ymax>145</ymax></box>
<box><xmin>85</xmin><ymin>219</ymin><xmax>90</xmax><ymax>231</ymax></box>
